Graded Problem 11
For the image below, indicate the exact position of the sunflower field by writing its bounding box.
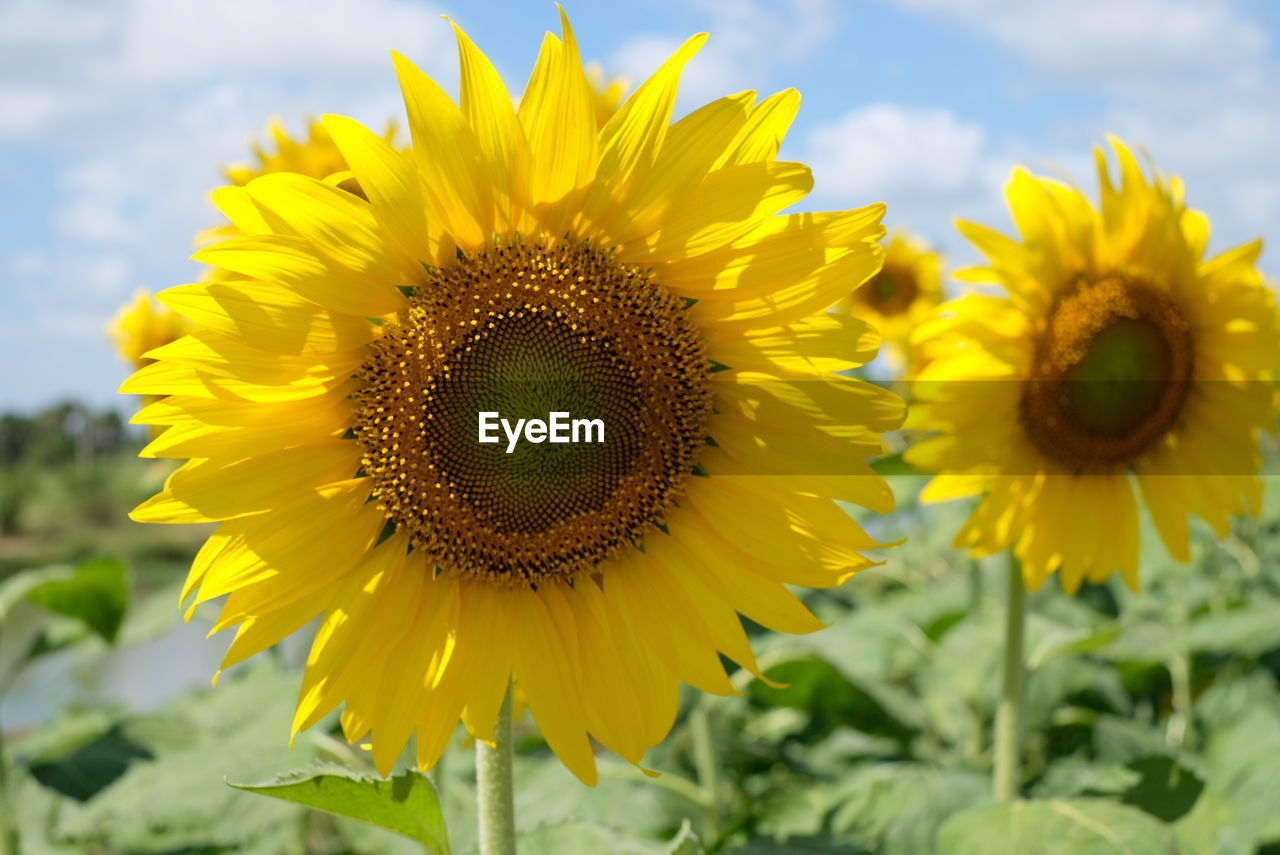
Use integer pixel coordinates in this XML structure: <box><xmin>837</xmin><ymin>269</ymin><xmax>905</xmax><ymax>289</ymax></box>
<box><xmin>3</xmin><ymin>4</ymin><xmax>1279</xmax><ymax>855</ymax></box>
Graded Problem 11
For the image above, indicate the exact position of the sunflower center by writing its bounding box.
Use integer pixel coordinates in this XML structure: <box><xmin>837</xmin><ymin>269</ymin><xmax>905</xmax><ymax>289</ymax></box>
<box><xmin>862</xmin><ymin>265</ymin><xmax>918</xmax><ymax>316</ymax></box>
<box><xmin>1020</xmin><ymin>273</ymin><xmax>1194</xmax><ymax>472</ymax></box>
<box><xmin>353</xmin><ymin>238</ymin><xmax>712</xmax><ymax>586</ymax></box>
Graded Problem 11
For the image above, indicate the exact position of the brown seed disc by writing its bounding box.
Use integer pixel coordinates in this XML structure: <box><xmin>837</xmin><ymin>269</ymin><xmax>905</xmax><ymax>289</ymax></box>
<box><xmin>353</xmin><ymin>237</ymin><xmax>712</xmax><ymax>586</ymax></box>
<box><xmin>858</xmin><ymin>262</ymin><xmax>920</xmax><ymax>316</ymax></box>
<box><xmin>1020</xmin><ymin>273</ymin><xmax>1194</xmax><ymax>473</ymax></box>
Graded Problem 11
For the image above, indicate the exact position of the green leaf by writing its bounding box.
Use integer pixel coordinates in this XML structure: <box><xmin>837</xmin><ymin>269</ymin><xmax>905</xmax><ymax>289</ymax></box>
<box><xmin>828</xmin><ymin>763</ymin><xmax>990</xmax><ymax>855</ymax></box>
<box><xmin>871</xmin><ymin>452</ymin><xmax>923</xmax><ymax>477</ymax></box>
<box><xmin>28</xmin><ymin>724</ymin><xmax>154</xmax><ymax>802</ymax></box>
<box><xmin>1027</xmin><ymin>624</ymin><xmax>1120</xmax><ymax>670</ymax></box>
<box><xmin>938</xmin><ymin>798</ymin><xmax>1182</xmax><ymax>854</ymax></box>
<box><xmin>726</xmin><ymin>838</ymin><xmax>871</xmax><ymax>854</ymax></box>
<box><xmin>1183</xmin><ymin>602</ymin><xmax>1280</xmax><ymax>658</ymax></box>
<box><xmin>516</xmin><ymin>821</ymin><xmax>700</xmax><ymax>855</ymax></box>
<box><xmin>23</xmin><ymin>557</ymin><xmax>128</xmax><ymax>644</ymax></box>
<box><xmin>1031</xmin><ymin>756</ymin><xmax>1139</xmax><ymax>800</ymax></box>
<box><xmin>750</xmin><ymin>656</ymin><xmax>917</xmax><ymax>743</ymax></box>
<box><xmin>515</xmin><ymin>757</ymin><xmax>703</xmax><ymax>837</ymax></box>
<box><xmin>56</xmin><ymin>661</ymin><xmax>326</xmax><ymax>853</ymax></box>
<box><xmin>665</xmin><ymin>820</ymin><xmax>705</xmax><ymax>854</ymax></box>
<box><xmin>1118</xmin><ymin>756</ymin><xmax>1203</xmax><ymax>823</ymax></box>
<box><xmin>1034</xmin><ymin>755</ymin><xmax>1204</xmax><ymax>824</ymax></box>
<box><xmin>1174</xmin><ymin>707</ymin><xmax>1280</xmax><ymax>850</ymax></box>
<box><xmin>230</xmin><ymin>767</ymin><xmax>450</xmax><ymax>853</ymax></box>
<box><xmin>1091</xmin><ymin>715</ymin><xmax>1171</xmax><ymax>765</ymax></box>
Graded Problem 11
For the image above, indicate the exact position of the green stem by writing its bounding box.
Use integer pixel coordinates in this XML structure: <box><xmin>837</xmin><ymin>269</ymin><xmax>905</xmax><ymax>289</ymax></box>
<box><xmin>1167</xmin><ymin>653</ymin><xmax>1194</xmax><ymax>753</ymax></box>
<box><xmin>967</xmin><ymin>558</ymin><xmax>984</xmax><ymax>615</ymax></box>
<box><xmin>476</xmin><ymin>684</ymin><xmax>516</xmax><ymax>855</ymax></box>
<box><xmin>689</xmin><ymin>703</ymin><xmax>722</xmax><ymax>841</ymax></box>
<box><xmin>0</xmin><ymin>714</ymin><xmax>19</xmax><ymax>855</ymax></box>
<box><xmin>993</xmin><ymin>553</ymin><xmax>1027</xmax><ymax>802</ymax></box>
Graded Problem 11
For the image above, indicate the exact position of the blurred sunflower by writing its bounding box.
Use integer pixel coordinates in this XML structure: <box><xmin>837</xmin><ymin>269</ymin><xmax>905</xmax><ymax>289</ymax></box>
<box><xmin>839</xmin><ymin>230</ymin><xmax>943</xmax><ymax>375</ymax></box>
<box><xmin>108</xmin><ymin>289</ymin><xmax>192</xmax><ymax>370</ymax></box>
<box><xmin>122</xmin><ymin>14</ymin><xmax>902</xmax><ymax>783</ymax></box>
<box><xmin>224</xmin><ymin>117</ymin><xmax>355</xmax><ymax>188</ymax></box>
<box><xmin>586</xmin><ymin>63</ymin><xmax>628</xmax><ymax>128</ymax></box>
<box><xmin>201</xmin><ymin>117</ymin><xmax>397</xmax><ymax>245</ymax></box>
<box><xmin>109</xmin><ymin>290</ymin><xmax>194</xmax><ymax>439</ymax></box>
<box><xmin>908</xmin><ymin>138</ymin><xmax>1279</xmax><ymax>593</ymax></box>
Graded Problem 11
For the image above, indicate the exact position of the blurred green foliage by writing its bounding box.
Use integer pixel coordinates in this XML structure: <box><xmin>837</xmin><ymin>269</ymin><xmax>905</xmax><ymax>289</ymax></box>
<box><xmin>1</xmin><ymin>416</ymin><xmax>1279</xmax><ymax>853</ymax></box>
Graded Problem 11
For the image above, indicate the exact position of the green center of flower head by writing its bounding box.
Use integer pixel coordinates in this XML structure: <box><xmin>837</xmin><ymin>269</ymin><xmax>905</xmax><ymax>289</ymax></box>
<box><xmin>1065</xmin><ymin>317</ymin><xmax>1172</xmax><ymax>435</ymax></box>
<box><xmin>1021</xmin><ymin>273</ymin><xmax>1194</xmax><ymax>472</ymax></box>
<box><xmin>427</xmin><ymin>311</ymin><xmax>644</xmax><ymax>531</ymax></box>
<box><xmin>353</xmin><ymin>238</ymin><xmax>712</xmax><ymax>586</ymax></box>
<box><xmin>863</xmin><ymin>265</ymin><xmax>918</xmax><ymax>316</ymax></box>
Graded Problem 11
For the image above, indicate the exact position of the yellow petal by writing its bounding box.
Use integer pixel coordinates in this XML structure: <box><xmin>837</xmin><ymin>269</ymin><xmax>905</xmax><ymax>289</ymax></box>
<box><xmin>601</xmin><ymin>91</ymin><xmax>754</xmax><ymax>243</ymax></box>
<box><xmin>609</xmin><ymin>555</ymin><xmax>738</xmax><ymax>696</ymax></box>
<box><xmin>666</xmin><ymin>510</ymin><xmax>826</xmax><ymax>634</ymax></box>
<box><xmin>392</xmin><ymin>50</ymin><xmax>493</xmax><ymax>248</ymax></box>
<box><xmin>292</xmin><ymin>535</ymin><xmax>417</xmax><ymax>737</ymax></box>
<box><xmin>636</xmin><ymin>161</ymin><xmax>812</xmax><ymax>259</ymax></box>
<box><xmin>707</xmin><ymin>312</ymin><xmax>880</xmax><ymax>376</ymax></box>
<box><xmin>130</xmin><ymin>441</ymin><xmax>358</xmax><ymax>523</ymax></box>
<box><xmin>456</xmin><ymin>585</ymin><xmax>516</xmax><ymax>744</ymax></box>
<box><xmin>245</xmin><ymin>172</ymin><xmax>409</xmax><ymax>287</ymax></box>
<box><xmin>157</xmin><ymin>280</ymin><xmax>375</xmax><ymax>357</ymax></box>
<box><xmin>665</xmin><ymin>205</ymin><xmax>885</xmax><ymax>330</ymax></box>
<box><xmin>583</xmin><ymin>31</ymin><xmax>708</xmax><ymax>223</ymax></box>
<box><xmin>513</xmin><ymin>589</ymin><xmax>597</xmax><ymax>785</ymax></box>
<box><xmin>716</xmin><ymin>88</ymin><xmax>800</xmax><ymax>167</ymax></box>
<box><xmin>193</xmin><ymin>235</ymin><xmax>406</xmax><ymax>318</ymax></box>
<box><xmin>321</xmin><ymin>114</ymin><xmax>441</xmax><ymax>265</ymax></box>
<box><xmin>449</xmin><ymin>19</ymin><xmax>530</xmax><ymax>233</ymax></box>
<box><xmin>209</xmin><ymin>186</ymin><xmax>271</xmax><ymax>236</ymax></box>
<box><xmin>195</xmin><ymin>480</ymin><xmax>384</xmax><ymax>606</ymax></box>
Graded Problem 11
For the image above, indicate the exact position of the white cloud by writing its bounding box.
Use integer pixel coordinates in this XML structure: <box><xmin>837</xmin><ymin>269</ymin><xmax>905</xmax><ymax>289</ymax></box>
<box><xmin>0</xmin><ymin>0</ymin><xmax>459</xmax><ymax>409</ymax></box>
<box><xmin>803</xmin><ymin>103</ymin><xmax>1024</xmax><ymax>257</ymax></box>
<box><xmin>0</xmin><ymin>89</ymin><xmax>59</xmax><ymax>136</ymax></box>
<box><xmin>113</xmin><ymin>0</ymin><xmax>445</xmax><ymax>82</ymax></box>
<box><xmin>886</xmin><ymin>0</ymin><xmax>1266</xmax><ymax>95</ymax></box>
<box><xmin>610</xmin><ymin>0</ymin><xmax>841</xmax><ymax>110</ymax></box>
<box><xmin>0</xmin><ymin>0</ymin><xmax>455</xmax><ymax>142</ymax></box>
<box><xmin>859</xmin><ymin>0</ymin><xmax>1280</xmax><ymax>268</ymax></box>
<box><xmin>807</xmin><ymin>104</ymin><xmax>989</xmax><ymax>205</ymax></box>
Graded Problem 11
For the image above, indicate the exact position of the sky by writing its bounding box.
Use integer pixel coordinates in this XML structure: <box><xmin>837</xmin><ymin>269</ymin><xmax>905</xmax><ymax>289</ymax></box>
<box><xmin>2</xmin><ymin>0</ymin><xmax>1278</xmax><ymax>410</ymax></box>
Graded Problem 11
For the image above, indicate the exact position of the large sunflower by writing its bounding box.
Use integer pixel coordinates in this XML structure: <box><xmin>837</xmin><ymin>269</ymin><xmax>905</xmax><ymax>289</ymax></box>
<box><xmin>839</xmin><ymin>229</ymin><xmax>942</xmax><ymax>374</ymax></box>
<box><xmin>123</xmin><ymin>14</ymin><xmax>903</xmax><ymax>783</ymax></box>
<box><xmin>907</xmin><ymin>138</ymin><xmax>1279</xmax><ymax>593</ymax></box>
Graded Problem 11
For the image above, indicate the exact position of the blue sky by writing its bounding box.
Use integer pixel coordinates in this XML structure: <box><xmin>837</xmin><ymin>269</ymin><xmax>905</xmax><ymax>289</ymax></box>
<box><xmin>2</xmin><ymin>0</ymin><xmax>1278</xmax><ymax>410</ymax></box>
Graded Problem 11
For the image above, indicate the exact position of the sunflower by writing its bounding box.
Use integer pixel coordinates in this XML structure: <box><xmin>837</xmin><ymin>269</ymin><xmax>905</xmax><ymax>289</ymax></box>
<box><xmin>123</xmin><ymin>13</ymin><xmax>902</xmax><ymax>784</ymax></box>
<box><xmin>110</xmin><ymin>290</ymin><xmax>195</xmax><ymax>438</ymax></box>
<box><xmin>586</xmin><ymin>63</ymin><xmax>627</xmax><ymax>128</ymax></box>
<box><xmin>200</xmin><ymin>117</ymin><xmax>397</xmax><ymax>247</ymax></box>
<box><xmin>907</xmin><ymin>138</ymin><xmax>1279</xmax><ymax>594</ymax></box>
<box><xmin>224</xmin><ymin>117</ymin><xmax>357</xmax><ymax>188</ymax></box>
<box><xmin>839</xmin><ymin>230</ymin><xmax>943</xmax><ymax>375</ymax></box>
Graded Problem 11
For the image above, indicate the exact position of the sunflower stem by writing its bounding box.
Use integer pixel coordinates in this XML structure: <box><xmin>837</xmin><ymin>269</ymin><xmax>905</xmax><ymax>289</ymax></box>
<box><xmin>993</xmin><ymin>553</ymin><xmax>1026</xmax><ymax>801</ymax></box>
<box><xmin>476</xmin><ymin>683</ymin><xmax>516</xmax><ymax>855</ymax></box>
<box><xmin>0</xmin><ymin>714</ymin><xmax>19</xmax><ymax>855</ymax></box>
<box><xmin>1166</xmin><ymin>652</ymin><xmax>1195</xmax><ymax>753</ymax></box>
<box><xmin>690</xmin><ymin>703</ymin><xmax>722</xmax><ymax>841</ymax></box>
<box><xmin>967</xmin><ymin>558</ymin><xmax>984</xmax><ymax>614</ymax></box>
